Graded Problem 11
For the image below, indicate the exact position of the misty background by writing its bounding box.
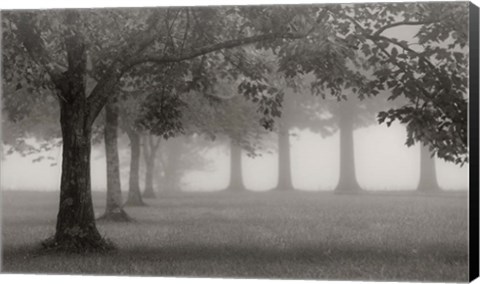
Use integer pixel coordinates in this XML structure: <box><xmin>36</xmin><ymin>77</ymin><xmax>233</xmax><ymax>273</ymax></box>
<box><xmin>1</xmin><ymin>122</ymin><xmax>468</xmax><ymax>192</ymax></box>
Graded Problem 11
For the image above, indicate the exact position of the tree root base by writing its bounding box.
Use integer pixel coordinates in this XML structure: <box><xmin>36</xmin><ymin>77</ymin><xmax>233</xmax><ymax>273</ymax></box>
<box><xmin>40</xmin><ymin>234</ymin><xmax>115</xmax><ymax>254</ymax></box>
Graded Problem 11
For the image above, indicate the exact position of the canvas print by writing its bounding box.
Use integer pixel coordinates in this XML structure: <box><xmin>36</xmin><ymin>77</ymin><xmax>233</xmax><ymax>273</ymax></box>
<box><xmin>0</xmin><ymin>1</ymin><xmax>477</xmax><ymax>282</ymax></box>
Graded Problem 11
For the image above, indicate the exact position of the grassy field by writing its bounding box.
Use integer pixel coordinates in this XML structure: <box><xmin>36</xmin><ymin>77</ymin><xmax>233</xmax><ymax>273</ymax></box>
<box><xmin>1</xmin><ymin>190</ymin><xmax>469</xmax><ymax>282</ymax></box>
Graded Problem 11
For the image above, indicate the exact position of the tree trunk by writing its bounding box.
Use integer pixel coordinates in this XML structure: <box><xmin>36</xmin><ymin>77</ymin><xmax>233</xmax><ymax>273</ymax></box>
<box><xmin>164</xmin><ymin>138</ymin><xmax>182</xmax><ymax>192</ymax></box>
<box><xmin>276</xmin><ymin>124</ymin><xmax>294</xmax><ymax>190</ymax></box>
<box><xmin>143</xmin><ymin>154</ymin><xmax>156</xmax><ymax>198</ymax></box>
<box><xmin>125</xmin><ymin>131</ymin><xmax>146</xmax><ymax>206</ymax></box>
<box><xmin>335</xmin><ymin>100</ymin><xmax>361</xmax><ymax>193</ymax></box>
<box><xmin>98</xmin><ymin>100</ymin><xmax>130</xmax><ymax>221</ymax></box>
<box><xmin>142</xmin><ymin>137</ymin><xmax>158</xmax><ymax>198</ymax></box>
<box><xmin>226</xmin><ymin>139</ymin><xmax>246</xmax><ymax>191</ymax></box>
<box><xmin>417</xmin><ymin>144</ymin><xmax>440</xmax><ymax>192</ymax></box>
<box><xmin>42</xmin><ymin>97</ymin><xmax>113</xmax><ymax>252</ymax></box>
<box><xmin>40</xmin><ymin>19</ymin><xmax>113</xmax><ymax>251</ymax></box>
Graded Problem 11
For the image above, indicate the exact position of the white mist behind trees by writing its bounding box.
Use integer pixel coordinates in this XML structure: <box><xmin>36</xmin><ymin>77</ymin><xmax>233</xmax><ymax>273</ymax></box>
<box><xmin>1</xmin><ymin>121</ymin><xmax>468</xmax><ymax>192</ymax></box>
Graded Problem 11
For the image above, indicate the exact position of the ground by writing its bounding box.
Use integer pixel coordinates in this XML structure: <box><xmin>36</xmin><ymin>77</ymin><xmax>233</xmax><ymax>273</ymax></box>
<box><xmin>1</xmin><ymin>190</ymin><xmax>469</xmax><ymax>282</ymax></box>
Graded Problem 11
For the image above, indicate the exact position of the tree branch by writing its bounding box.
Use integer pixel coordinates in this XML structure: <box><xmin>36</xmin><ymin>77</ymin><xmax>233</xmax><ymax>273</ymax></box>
<box><xmin>87</xmin><ymin>16</ymin><xmax>306</xmax><ymax>126</ymax></box>
<box><xmin>326</xmin><ymin>8</ymin><xmax>439</xmax><ymax>102</ymax></box>
<box><xmin>373</xmin><ymin>35</ymin><xmax>437</xmax><ymax>70</ymax></box>
<box><xmin>86</xmin><ymin>10</ymin><xmax>165</xmax><ymax>125</ymax></box>
<box><xmin>125</xmin><ymin>32</ymin><xmax>306</xmax><ymax>68</ymax></box>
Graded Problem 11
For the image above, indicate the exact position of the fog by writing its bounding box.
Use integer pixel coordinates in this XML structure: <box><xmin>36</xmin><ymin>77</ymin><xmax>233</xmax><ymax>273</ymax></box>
<box><xmin>1</xmin><ymin>121</ymin><xmax>468</xmax><ymax>192</ymax></box>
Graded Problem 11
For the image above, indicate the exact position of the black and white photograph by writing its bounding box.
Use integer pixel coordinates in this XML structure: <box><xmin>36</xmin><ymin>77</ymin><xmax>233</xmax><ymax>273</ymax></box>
<box><xmin>0</xmin><ymin>0</ymin><xmax>478</xmax><ymax>283</ymax></box>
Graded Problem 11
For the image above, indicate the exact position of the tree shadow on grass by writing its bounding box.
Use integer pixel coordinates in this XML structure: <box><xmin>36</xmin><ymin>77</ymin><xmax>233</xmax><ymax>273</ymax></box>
<box><xmin>2</xmin><ymin>241</ymin><xmax>468</xmax><ymax>281</ymax></box>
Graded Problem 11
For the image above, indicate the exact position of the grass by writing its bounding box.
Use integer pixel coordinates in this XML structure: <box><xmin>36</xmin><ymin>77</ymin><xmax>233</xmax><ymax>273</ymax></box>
<box><xmin>1</xmin><ymin>189</ymin><xmax>469</xmax><ymax>282</ymax></box>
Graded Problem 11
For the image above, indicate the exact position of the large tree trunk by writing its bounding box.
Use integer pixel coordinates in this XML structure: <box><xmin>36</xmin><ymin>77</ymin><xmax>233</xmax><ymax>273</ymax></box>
<box><xmin>276</xmin><ymin>124</ymin><xmax>294</xmax><ymax>191</ymax></box>
<box><xmin>42</xmin><ymin>97</ymin><xmax>112</xmax><ymax>252</ymax></box>
<box><xmin>335</xmin><ymin>100</ymin><xmax>361</xmax><ymax>193</ymax></box>
<box><xmin>40</xmin><ymin>15</ymin><xmax>113</xmax><ymax>251</ymax></box>
<box><xmin>125</xmin><ymin>131</ymin><xmax>146</xmax><ymax>206</ymax></box>
<box><xmin>226</xmin><ymin>139</ymin><xmax>246</xmax><ymax>191</ymax></box>
<box><xmin>98</xmin><ymin>100</ymin><xmax>130</xmax><ymax>221</ymax></box>
<box><xmin>417</xmin><ymin>144</ymin><xmax>440</xmax><ymax>192</ymax></box>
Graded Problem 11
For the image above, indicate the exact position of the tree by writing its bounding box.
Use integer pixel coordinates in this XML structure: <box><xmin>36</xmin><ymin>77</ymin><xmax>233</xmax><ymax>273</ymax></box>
<box><xmin>336</xmin><ymin>97</ymin><xmax>361</xmax><ymax>192</ymax></box>
<box><xmin>275</xmin><ymin>3</ymin><xmax>469</xmax><ymax>191</ymax></box>
<box><xmin>98</xmin><ymin>97</ymin><xmax>131</xmax><ymax>221</ymax></box>
<box><xmin>263</xmin><ymin>70</ymin><xmax>336</xmax><ymax>191</ymax></box>
<box><xmin>124</xmin><ymin>128</ymin><xmax>146</xmax><ymax>206</ymax></box>
<box><xmin>216</xmin><ymin>94</ymin><xmax>269</xmax><ymax>192</ymax></box>
<box><xmin>142</xmin><ymin>134</ymin><xmax>162</xmax><ymax>198</ymax></box>
<box><xmin>176</xmin><ymin>68</ymin><xmax>271</xmax><ymax>192</ymax></box>
<box><xmin>159</xmin><ymin>137</ymin><xmax>184</xmax><ymax>192</ymax></box>
<box><xmin>324</xmin><ymin>3</ymin><xmax>469</xmax><ymax>165</ymax></box>
<box><xmin>133</xmin><ymin>64</ymin><xmax>187</xmax><ymax>197</ymax></box>
<box><xmin>118</xmin><ymin>92</ymin><xmax>148</xmax><ymax>207</ymax></box>
<box><xmin>219</xmin><ymin>95</ymin><xmax>268</xmax><ymax>192</ymax></box>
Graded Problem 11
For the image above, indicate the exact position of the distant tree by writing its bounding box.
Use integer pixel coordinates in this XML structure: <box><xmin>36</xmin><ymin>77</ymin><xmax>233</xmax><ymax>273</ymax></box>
<box><xmin>268</xmin><ymin>72</ymin><xmax>335</xmax><ymax>191</ymax></box>
<box><xmin>134</xmin><ymin>64</ymin><xmax>187</xmax><ymax>198</ymax></box>
<box><xmin>158</xmin><ymin>137</ymin><xmax>184</xmax><ymax>193</ymax></box>
<box><xmin>98</xmin><ymin>97</ymin><xmax>131</xmax><ymax>220</ymax></box>
<box><xmin>141</xmin><ymin>134</ymin><xmax>162</xmax><ymax>198</ymax></box>
<box><xmin>336</xmin><ymin>97</ymin><xmax>361</xmax><ymax>192</ymax></box>
<box><xmin>220</xmin><ymin>95</ymin><xmax>268</xmax><ymax>192</ymax></box>
<box><xmin>118</xmin><ymin>92</ymin><xmax>148</xmax><ymax>207</ymax></box>
<box><xmin>176</xmin><ymin>66</ymin><xmax>271</xmax><ymax>192</ymax></box>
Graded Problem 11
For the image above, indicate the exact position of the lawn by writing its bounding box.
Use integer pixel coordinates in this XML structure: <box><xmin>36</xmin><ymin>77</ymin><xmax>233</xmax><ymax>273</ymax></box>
<box><xmin>1</xmin><ymin>190</ymin><xmax>469</xmax><ymax>282</ymax></box>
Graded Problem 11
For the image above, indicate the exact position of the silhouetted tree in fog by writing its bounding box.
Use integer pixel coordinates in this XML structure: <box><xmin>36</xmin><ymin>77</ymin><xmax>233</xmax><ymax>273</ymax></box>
<box><xmin>142</xmin><ymin>134</ymin><xmax>162</xmax><ymax>198</ymax></box>
<box><xmin>178</xmin><ymin>64</ymin><xmax>270</xmax><ymax>192</ymax></box>
<box><xmin>336</xmin><ymin>98</ymin><xmax>361</xmax><ymax>192</ymax></box>
<box><xmin>160</xmin><ymin>138</ymin><xmax>184</xmax><ymax>192</ymax></box>
<box><xmin>270</xmin><ymin>72</ymin><xmax>336</xmax><ymax>191</ymax></box>
<box><xmin>99</xmin><ymin>97</ymin><xmax>131</xmax><ymax>220</ymax></box>
<box><xmin>124</xmin><ymin>129</ymin><xmax>145</xmax><ymax>206</ymax></box>
<box><xmin>119</xmin><ymin>93</ymin><xmax>148</xmax><ymax>207</ymax></box>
